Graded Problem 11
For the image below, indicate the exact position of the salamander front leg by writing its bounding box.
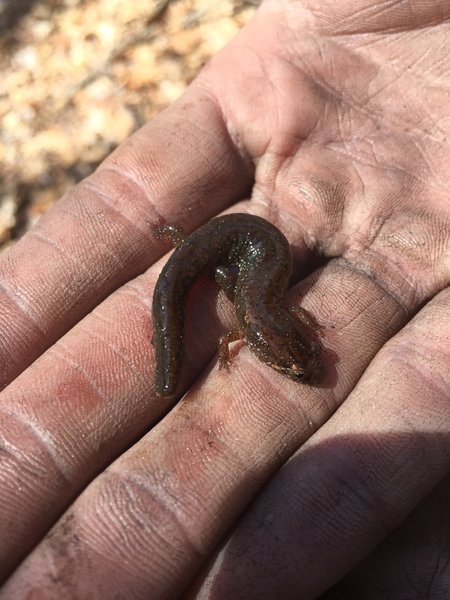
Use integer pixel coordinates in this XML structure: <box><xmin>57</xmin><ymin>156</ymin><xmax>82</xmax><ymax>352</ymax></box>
<box><xmin>218</xmin><ymin>329</ymin><xmax>243</xmax><ymax>371</ymax></box>
<box><xmin>289</xmin><ymin>305</ymin><xmax>323</xmax><ymax>373</ymax></box>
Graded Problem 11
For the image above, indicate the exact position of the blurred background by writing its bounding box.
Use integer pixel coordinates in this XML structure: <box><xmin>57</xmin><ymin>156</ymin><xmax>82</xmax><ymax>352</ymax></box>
<box><xmin>0</xmin><ymin>0</ymin><xmax>259</xmax><ymax>251</ymax></box>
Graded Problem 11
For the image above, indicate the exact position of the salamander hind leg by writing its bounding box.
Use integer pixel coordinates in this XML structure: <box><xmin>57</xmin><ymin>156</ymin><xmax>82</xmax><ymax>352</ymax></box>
<box><xmin>153</xmin><ymin>223</ymin><xmax>186</xmax><ymax>247</ymax></box>
<box><xmin>215</xmin><ymin>265</ymin><xmax>239</xmax><ymax>302</ymax></box>
<box><xmin>289</xmin><ymin>306</ymin><xmax>322</xmax><ymax>332</ymax></box>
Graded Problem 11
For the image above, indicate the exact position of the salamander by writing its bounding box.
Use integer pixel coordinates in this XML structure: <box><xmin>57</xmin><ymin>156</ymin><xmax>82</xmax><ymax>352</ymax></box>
<box><xmin>152</xmin><ymin>213</ymin><xmax>321</xmax><ymax>398</ymax></box>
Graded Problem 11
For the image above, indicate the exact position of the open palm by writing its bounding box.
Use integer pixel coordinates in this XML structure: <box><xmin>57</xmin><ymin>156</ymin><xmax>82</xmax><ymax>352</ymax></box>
<box><xmin>1</xmin><ymin>0</ymin><xmax>449</xmax><ymax>597</ymax></box>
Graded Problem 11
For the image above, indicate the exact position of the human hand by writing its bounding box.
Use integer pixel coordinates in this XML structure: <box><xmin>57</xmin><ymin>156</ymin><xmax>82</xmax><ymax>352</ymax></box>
<box><xmin>1</xmin><ymin>0</ymin><xmax>450</xmax><ymax>598</ymax></box>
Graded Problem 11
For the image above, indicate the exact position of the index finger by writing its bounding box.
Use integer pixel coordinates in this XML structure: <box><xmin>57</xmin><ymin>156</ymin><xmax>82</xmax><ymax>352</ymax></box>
<box><xmin>0</xmin><ymin>88</ymin><xmax>253</xmax><ymax>389</ymax></box>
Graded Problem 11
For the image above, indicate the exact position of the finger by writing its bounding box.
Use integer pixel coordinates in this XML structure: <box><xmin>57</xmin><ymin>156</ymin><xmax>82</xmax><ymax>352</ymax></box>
<box><xmin>189</xmin><ymin>287</ymin><xmax>450</xmax><ymax>599</ymax></box>
<box><xmin>0</xmin><ymin>87</ymin><xmax>253</xmax><ymax>389</ymax></box>
<box><xmin>322</xmin><ymin>474</ymin><xmax>450</xmax><ymax>599</ymax></box>
<box><xmin>0</xmin><ymin>262</ymin><xmax>228</xmax><ymax>582</ymax></box>
<box><xmin>0</xmin><ymin>255</ymin><xmax>410</xmax><ymax>596</ymax></box>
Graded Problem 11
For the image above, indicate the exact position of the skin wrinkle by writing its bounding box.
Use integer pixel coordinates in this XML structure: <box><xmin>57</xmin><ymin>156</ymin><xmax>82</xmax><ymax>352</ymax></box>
<box><xmin>364</xmin><ymin>68</ymin><xmax>409</xmax><ymax>104</ymax></box>
<box><xmin>421</xmin><ymin>114</ymin><xmax>450</xmax><ymax>148</ymax></box>
<box><xmin>268</xmin><ymin>66</ymin><xmax>285</xmax><ymax>148</ymax></box>
<box><xmin>104</xmin><ymin>137</ymin><xmax>194</xmax><ymax>196</ymax></box>
<box><xmin>378</xmin><ymin>214</ymin><xmax>446</xmax><ymax>258</ymax></box>
<box><xmin>0</xmin><ymin>409</ymin><xmax>72</xmax><ymax>490</ymax></box>
<box><xmin>188</xmin><ymin>107</ymin><xmax>250</xmax><ymax>178</ymax></box>
<box><xmin>22</xmin><ymin>233</ymin><xmax>130</xmax><ymax>319</ymax></box>
<box><xmin>407</xmin><ymin>32</ymin><xmax>447</xmax><ymax>74</ymax></box>
<box><xmin>222</xmin><ymin>352</ymin><xmax>332</xmax><ymax>453</ymax></box>
<box><xmin>284</xmin><ymin>32</ymin><xmax>450</xmax><ymax>159</ymax></box>
<box><xmin>227</xmin><ymin>362</ymin><xmax>308</xmax><ymax>440</ymax></box>
<box><xmin>347</xmin><ymin>200</ymin><xmax>393</xmax><ymax>252</ymax></box>
<box><xmin>301</xmin><ymin>0</ymin><xmax>450</xmax><ymax>36</ymax></box>
<box><xmin>50</xmin><ymin>343</ymin><xmax>110</xmax><ymax>408</ymax></box>
<box><xmin>75</xmin><ymin>321</ymin><xmax>150</xmax><ymax>394</ymax></box>
<box><xmin>84</xmin><ymin>511</ymin><xmax>185</xmax><ymax>597</ymax></box>
<box><xmin>329</xmin><ymin>293</ymin><xmax>383</xmax><ymax>333</ymax></box>
<box><xmin>283</xmin><ymin>42</ymin><xmax>348</xmax><ymax>109</ymax></box>
<box><xmin>27</xmin><ymin>229</ymin><xmax>71</xmax><ymax>258</ymax></box>
<box><xmin>340</xmin><ymin>39</ymin><xmax>450</xmax><ymax>132</ymax></box>
<box><xmin>227</xmin><ymin>54</ymin><xmax>274</xmax><ymax>160</ymax></box>
<box><xmin>194</xmin><ymin>76</ymin><xmax>256</xmax><ymax>167</ymax></box>
<box><xmin>162</xmin><ymin>107</ymin><xmax>246</xmax><ymax>189</ymax></box>
<box><xmin>80</xmin><ymin>176</ymin><xmax>159</xmax><ymax>244</ymax></box>
<box><xmin>69</xmin><ymin>218</ymin><xmax>143</xmax><ymax>275</ymax></box>
<box><xmin>328</xmin><ymin>468</ymin><xmax>394</xmax><ymax>538</ymax></box>
<box><xmin>86</xmin><ymin>161</ymin><xmax>162</xmax><ymax>209</ymax></box>
<box><xmin>99</xmin><ymin>469</ymin><xmax>207</xmax><ymax>560</ymax></box>
<box><xmin>119</xmin><ymin>279</ymin><xmax>155</xmax><ymax>309</ymax></box>
<box><xmin>335</xmin><ymin>101</ymin><xmax>357</xmax><ymax>163</ymax></box>
<box><xmin>169</xmin><ymin>418</ymin><xmax>249</xmax><ymax>494</ymax></box>
<box><xmin>0</xmin><ymin>420</ymin><xmax>50</xmax><ymax>482</ymax></box>
<box><xmin>334</xmin><ymin>256</ymin><xmax>415</xmax><ymax>313</ymax></box>
<box><xmin>223</xmin><ymin>116</ymin><xmax>252</xmax><ymax>166</ymax></box>
<box><xmin>290</xmin><ymin>174</ymin><xmax>351</xmax><ymax>245</ymax></box>
<box><xmin>85</xmin><ymin>530</ymin><xmax>158</xmax><ymax>596</ymax></box>
<box><xmin>53</xmin><ymin>202</ymin><xmax>111</xmax><ymax>240</ymax></box>
<box><xmin>212</xmin><ymin>52</ymin><xmax>289</xmax><ymax>157</ymax></box>
<box><xmin>8</xmin><ymin>399</ymin><xmax>101</xmax><ymax>489</ymax></box>
<box><xmin>423</xmin><ymin>48</ymin><xmax>450</xmax><ymax>81</ymax></box>
<box><xmin>327</xmin><ymin>89</ymin><xmax>433</xmax><ymax>165</ymax></box>
<box><xmin>390</xmin><ymin>32</ymin><xmax>449</xmax><ymax>85</ymax></box>
<box><xmin>33</xmin><ymin>211</ymin><xmax>141</xmax><ymax>291</ymax></box>
<box><xmin>309</xmin><ymin>85</ymin><xmax>388</xmax><ymax>151</ymax></box>
<box><xmin>373</xmin><ymin>225</ymin><xmax>450</xmax><ymax>293</ymax></box>
<box><xmin>325</xmin><ymin>140</ymin><xmax>424</xmax><ymax>187</ymax></box>
<box><xmin>364</xmin><ymin>380</ymin><xmax>450</xmax><ymax>452</ymax></box>
<box><xmin>352</xmin><ymin>0</ymin><xmax>411</xmax><ymax>24</ymax></box>
<box><xmin>0</xmin><ymin>282</ymin><xmax>47</xmax><ymax>336</ymax></box>
<box><xmin>102</xmin><ymin>135</ymin><xmax>243</xmax><ymax>232</ymax></box>
<box><xmin>93</xmin><ymin>483</ymin><xmax>158</xmax><ymax>552</ymax></box>
<box><xmin>383</xmin><ymin>342</ymin><xmax>450</xmax><ymax>402</ymax></box>
<box><xmin>381</xmin><ymin>300</ymin><xmax>405</xmax><ymax>332</ymax></box>
<box><xmin>289</xmin><ymin>447</ymin><xmax>392</xmax><ymax>551</ymax></box>
<box><xmin>0</xmin><ymin>467</ymin><xmax>24</xmax><ymax>507</ymax></box>
<box><xmin>399</xmin><ymin>137</ymin><xmax>434</xmax><ymax>178</ymax></box>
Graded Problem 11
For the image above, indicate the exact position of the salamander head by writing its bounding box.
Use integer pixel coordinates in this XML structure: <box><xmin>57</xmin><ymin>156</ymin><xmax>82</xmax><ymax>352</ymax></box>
<box><xmin>244</xmin><ymin>322</ymin><xmax>322</xmax><ymax>385</ymax></box>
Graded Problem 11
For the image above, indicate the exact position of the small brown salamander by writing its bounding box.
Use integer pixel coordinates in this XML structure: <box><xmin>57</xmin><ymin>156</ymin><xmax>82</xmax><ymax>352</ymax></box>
<box><xmin>152</xmin><ymin>213</ymin><xmax>321</xmax><ymax>398</ymax></box>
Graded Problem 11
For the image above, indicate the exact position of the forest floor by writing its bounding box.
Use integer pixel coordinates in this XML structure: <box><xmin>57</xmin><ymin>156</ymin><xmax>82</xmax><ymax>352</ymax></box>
<box><xmin>0</xmin><ymin>0</ymin><xmax>258</xmax><ymax>251</ymax></box>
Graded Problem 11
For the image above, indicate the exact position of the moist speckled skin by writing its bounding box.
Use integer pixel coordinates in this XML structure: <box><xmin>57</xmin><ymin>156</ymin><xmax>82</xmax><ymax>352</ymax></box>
<box><xmin>152</xmin><ymin>213</ymin><xmax>321</xmax><ymax>398</ymax></box>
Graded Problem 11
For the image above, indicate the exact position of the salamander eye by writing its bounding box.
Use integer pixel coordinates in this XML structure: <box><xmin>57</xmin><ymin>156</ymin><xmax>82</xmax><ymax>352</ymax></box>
<box><xmin>271</xmin><ymin>362</ymin><xmax>307</xmax><ymax>381</ymax></box>
<box><xmin>289</xmin><ymin>363</ymin><xmax>307</xmax><ymax>381</ymax></box>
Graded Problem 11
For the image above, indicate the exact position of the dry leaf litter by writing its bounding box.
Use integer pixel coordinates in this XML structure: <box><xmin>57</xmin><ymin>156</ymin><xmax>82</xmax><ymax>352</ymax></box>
<box><xmin>0</xmin><ymin>0</ymin><xmax>259</xmax><ymax>251</ymax></box>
